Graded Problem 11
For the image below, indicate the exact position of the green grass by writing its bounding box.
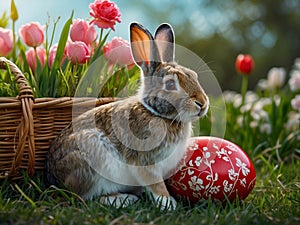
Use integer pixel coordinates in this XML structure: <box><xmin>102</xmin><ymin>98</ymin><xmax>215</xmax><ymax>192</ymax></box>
<box><xmin>0</xmin><ymin>159</ymin><xmax>299</xmax><ymax>225</ymax></box>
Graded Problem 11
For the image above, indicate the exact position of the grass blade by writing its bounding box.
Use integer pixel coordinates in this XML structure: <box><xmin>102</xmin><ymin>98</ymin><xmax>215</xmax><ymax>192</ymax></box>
<box><xmin>14</xmin><ymin>184</ymin><xmax>37</xmax><ymax>208</ymax></box>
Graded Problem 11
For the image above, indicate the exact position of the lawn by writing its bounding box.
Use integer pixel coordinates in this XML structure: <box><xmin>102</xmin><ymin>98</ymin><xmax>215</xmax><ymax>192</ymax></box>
<box><xmin>0</xmin><ymin>159</ymin><xmax>299</xmax><ymax>225</ymax></box>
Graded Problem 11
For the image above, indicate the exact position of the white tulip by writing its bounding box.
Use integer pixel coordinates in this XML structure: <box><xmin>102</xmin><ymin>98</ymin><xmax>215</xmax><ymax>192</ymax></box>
<box><xmin>267</xmin><ymin>67</ymin><xmax>286</xmax><ymax>89</ymax></box>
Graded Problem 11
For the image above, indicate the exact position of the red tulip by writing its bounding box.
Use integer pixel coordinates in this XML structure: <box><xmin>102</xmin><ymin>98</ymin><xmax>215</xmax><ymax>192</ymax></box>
<box><xmin>235</xmin><ymin>54</ymin><xmax>254</xmax><ymax>75</ymax></box>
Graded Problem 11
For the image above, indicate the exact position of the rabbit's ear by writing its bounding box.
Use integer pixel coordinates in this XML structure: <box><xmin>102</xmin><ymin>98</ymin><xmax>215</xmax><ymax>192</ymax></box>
<box><xmin>130</xmin><ymin>23</ymin><xmax>160</xmax><ymax>74</ymax></box>
<box><xmin>154</xmin><ymin>23</ymin><xmax>175</xmax><ymax>63</ymax></box>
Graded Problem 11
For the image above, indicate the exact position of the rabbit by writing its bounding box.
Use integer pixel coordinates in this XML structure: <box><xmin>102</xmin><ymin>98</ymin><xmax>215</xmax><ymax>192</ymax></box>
<box><xmin>46</xmin><ymin>22</ymin><xmax>209</xmax><ymax>210</ymax></box>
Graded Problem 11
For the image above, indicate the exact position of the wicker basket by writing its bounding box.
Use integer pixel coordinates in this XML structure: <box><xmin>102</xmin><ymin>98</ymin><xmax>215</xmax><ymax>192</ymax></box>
<box><xmin>0</xmin><ymin>57</ymin><xmax>115</xmax><ymax>179</ymax></box>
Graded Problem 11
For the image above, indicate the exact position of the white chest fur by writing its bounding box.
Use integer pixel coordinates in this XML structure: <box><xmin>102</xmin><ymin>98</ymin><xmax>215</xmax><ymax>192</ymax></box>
<box><xmin>155</xmin><ymin>121</ymin><xmax>192</xmax><ymax>179</ymax></box>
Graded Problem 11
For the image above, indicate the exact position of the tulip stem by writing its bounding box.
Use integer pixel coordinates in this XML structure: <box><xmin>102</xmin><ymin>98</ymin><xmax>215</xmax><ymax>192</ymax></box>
<box><xmin>99</xmin><ymin>28</ymin><xmax>103</xmax><ymax>45</ymax></box>
<box><xmin>241</xmin><ymin>75</ymin><xmax>248</xmax><ymax>106</ymax></box>
<box><xmin>12</xmin><ymin>20</ymin><xmax>16</xmax><ymax>61</ymax></box>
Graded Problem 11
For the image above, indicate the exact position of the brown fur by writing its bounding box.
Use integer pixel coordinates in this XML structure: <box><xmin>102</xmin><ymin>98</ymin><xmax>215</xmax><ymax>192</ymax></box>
<box><xmin>46</xmin><ymin>23</ymin><xmax>209</xmax><ymax>209</ymax></box>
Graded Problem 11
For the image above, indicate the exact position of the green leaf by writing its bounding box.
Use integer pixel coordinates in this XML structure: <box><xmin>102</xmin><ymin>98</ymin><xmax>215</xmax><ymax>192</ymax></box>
<box><xmin>48</xmin><ymin>11</ymin><xmax>73</xmax><ymax>97</ymax></box>
<box><xmin>89</xmin><ymin>31</ymin><xmax>110</xmax><ymax>65</ymax></box>
<box><xmin>52</xmin><ymin>11</ymin><xmax>73</xmax><ymax>70</ymax></box>
<box><xmin>98</xmin><ymin>65</ymin><xmax>140</xmax><ymax>98</ymax></box>
<box><xmin>50</xmin><ymin>69</ymin><xmax>57</xmax><ymax>97</ymax></box>
<box><xmin>40</xmin><ymin>63</ymin><xmax>50</xmax><ymax>97</ymax></box>
<box><xmin>0</xmin><ymin>11</ymin><xmax>9</xmax><ymax>28</ymax></box>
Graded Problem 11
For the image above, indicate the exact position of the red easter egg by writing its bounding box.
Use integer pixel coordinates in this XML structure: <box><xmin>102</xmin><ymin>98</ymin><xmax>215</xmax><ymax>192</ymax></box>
<box><xmin>167</xmin><ymin>136</ymin><xmax>256</xmax><ymax>203</ymax></box>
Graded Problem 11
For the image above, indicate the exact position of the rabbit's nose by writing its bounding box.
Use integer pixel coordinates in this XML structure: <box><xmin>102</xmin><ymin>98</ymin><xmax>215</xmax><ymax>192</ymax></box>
<box><xmin>194</xmin><ymin>99</ymin><xmax>209</xmax><ymax>117</ymax></box>
<box><xmin>194</xmin><ymin>100</ymin><xmax>203</xmax><ymax>109</ymax></box>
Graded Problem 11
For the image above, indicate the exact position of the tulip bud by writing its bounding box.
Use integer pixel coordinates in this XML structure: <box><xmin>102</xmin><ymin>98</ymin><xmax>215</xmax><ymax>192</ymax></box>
<box><xmin>25</xmin><ymin>47</ymin><xmax>46</xmax><ymax>71</ymax></box>
<box><xmin>19</xmin><ymin>22</ymin><xmax>44</xmax><ymax>47</ymax></box>
<box><xmin>66</xmin><ymin>41</ymin><xmax>91</xmax><ymax>64</ymax></box>
<box><xmin>48</xmin><ymin>43</ymin><xmax>67</xmax><ymax>68</ymax></box>
<box><xmin>236</xmin><ymin>54</ymin><xmax>254</xmax><ymax>106</ymax></box>
<box><xmin>70</xmin><ymin>19</ymin><xmax>97</xmax><ymax>46</ymax></box>
<box><xmin>0</xmin><ymin>27</ymin><xmax>13</xmax><ymax>56</ymax></box>
<box><xmin>10</xmin><ymin>0</ymin><xmax>19</xmax><ymax>21</ymax></box>
<box><xmin>235</xmin><ymin>54</ymin><xmax>254</xmax><ymax>75</ymax></box>
<box><xmin>103</xmin><ymin>37</ymin><xmax>134</xmax><ymax>67</ymax></box>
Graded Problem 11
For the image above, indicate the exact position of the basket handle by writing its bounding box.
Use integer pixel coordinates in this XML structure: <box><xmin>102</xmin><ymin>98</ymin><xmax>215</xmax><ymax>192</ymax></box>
<box><xmin>0</xmin><ymin>57</ymin><xmax>36</xmax><ymax>177</ymax></box>
<box><xmin>0</xmin><ymin>57</ymin><xmax>34</xmax><ymax>98</ymax></box>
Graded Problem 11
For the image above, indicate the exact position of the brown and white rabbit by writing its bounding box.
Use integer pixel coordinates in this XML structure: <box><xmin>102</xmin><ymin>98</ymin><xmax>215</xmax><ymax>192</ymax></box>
<box><xmin>46</xmin><ymin>22</ymin><xmax>209</xmax><ymax>210</ymax></box>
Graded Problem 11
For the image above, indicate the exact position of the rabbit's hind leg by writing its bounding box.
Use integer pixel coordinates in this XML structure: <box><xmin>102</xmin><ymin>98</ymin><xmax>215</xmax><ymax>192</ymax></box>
<box><xmin>99</xmin><ymin>193</ymin><xmax>139</xmax><ymax>208</ymax></box>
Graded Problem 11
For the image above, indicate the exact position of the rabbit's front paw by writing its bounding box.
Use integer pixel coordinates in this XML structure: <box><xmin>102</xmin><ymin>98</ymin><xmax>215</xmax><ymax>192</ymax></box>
<box><xmin>100</xmin><ymin>193</ymin><xmax>139</xmax><ymax>208</ymax></box>
<box><xmin>154</xmin><ymin>195</ymin><xmax>177</xmax><ymax>211</ymax></box>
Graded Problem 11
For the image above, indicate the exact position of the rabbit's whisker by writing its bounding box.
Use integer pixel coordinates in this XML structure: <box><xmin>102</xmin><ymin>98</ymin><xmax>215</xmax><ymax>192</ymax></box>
<box><xmin>170</xmin><ymin>113</ymin><xmax>180</xmax><ymax>126</ymax></box>
<box><xmin>176</xmin><ymin>112</ymin><xmax>185</xmax><ymax>128</ymax></box>
<box><xmin>209</xmin><ymin>104</ymin><xmax>222</xmax><ymax>110</ymax></box>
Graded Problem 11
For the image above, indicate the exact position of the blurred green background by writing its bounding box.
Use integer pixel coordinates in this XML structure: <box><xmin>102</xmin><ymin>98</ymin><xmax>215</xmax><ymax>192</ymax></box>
<box><xmin>130</xmin><ymin>0</ymin><xmax>300</xmax><ymax>91</ymax></box>
<box><xmin>1</xmin><ymin>0</ymin><xmax>299</xmax><ymax>91</ymax></box>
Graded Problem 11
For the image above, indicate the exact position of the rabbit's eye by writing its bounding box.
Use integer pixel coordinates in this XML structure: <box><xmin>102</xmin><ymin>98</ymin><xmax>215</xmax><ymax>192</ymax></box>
<box><xmin>165</xmin><ymin>79</ymin><xmax>177</xmax><ymax>91</ymax></box>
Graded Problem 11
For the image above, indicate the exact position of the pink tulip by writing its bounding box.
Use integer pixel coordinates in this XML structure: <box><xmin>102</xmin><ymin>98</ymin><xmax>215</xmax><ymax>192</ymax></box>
<box><xmin>19</xmin><ymin>22</ymin><xmax>44</xmax><ymax>47</ymax></box>
<box><xmin>48</xmin><ymin>43</ymin><xmax>67</xmax><ymax>68</ymax></box>
<box><xmin>66</xmin><ymin>41</ymin><xmax>91</xmax><ymax>64</ymax></box>
<box><xmin>0</xmin><ymin>27</ymin><xmax>13</xmax><ymax>56</ymax></box>
<box><xmin>70</xmin><ymin>19</ymin><xmax>97</xmax><ymax>46</ymax></box>
<box><xmin>89</xmin><ymin>0</ymin><xmax>121</xmax><ymax>31</ymax></box>
<box><xmin>25</xmin><ymin>46</ymin><xmax>46</xmax><ymax>71</ymax></box>
<box><xmin>103</xmin><ymin>37</ymin><xmax>134</xmax><ymax>67</ymax></box>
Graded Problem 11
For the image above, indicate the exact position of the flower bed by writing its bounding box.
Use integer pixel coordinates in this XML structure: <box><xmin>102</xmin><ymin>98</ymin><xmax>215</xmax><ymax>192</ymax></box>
<box><xmin>222</xmin><ymin>57</ymin><xmax>300</xmax><ymax>161</ymax></box>
<box><xmin>0</xmin><ymin>0</ymin><xmax>137</xmax><ymax>98</ymax></box>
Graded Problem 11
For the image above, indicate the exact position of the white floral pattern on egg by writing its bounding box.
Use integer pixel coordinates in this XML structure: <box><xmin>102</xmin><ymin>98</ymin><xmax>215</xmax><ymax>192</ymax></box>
<box><xmin>167</xmin><ymin>137</ymin><xmax>256</xmax><ymax>204</ymax></box>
